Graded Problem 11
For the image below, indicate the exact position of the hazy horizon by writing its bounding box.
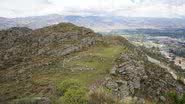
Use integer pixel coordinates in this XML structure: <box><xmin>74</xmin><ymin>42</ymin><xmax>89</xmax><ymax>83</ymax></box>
<box><xmin>0</xmin><ymin>0</ymin><xmax>185</xmax><ymax>18</ymax></box>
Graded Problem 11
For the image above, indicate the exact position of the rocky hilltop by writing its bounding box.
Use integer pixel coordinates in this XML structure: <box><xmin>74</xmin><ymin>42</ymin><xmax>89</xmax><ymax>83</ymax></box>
<box><xmin>0</xmin><ymin>23</ymin><xmax>185</xmax><ymax>104</ymax></box>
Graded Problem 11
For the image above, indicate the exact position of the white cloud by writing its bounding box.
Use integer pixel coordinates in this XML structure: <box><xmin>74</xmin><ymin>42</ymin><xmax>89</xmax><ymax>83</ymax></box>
<box><xmin>0</xmin><ymin>0</ymin><xmax>185</xmax><ymax>18</ymax></box>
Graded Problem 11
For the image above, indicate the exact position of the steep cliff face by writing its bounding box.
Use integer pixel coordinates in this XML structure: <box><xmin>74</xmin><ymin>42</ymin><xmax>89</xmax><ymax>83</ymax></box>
<box><xmin>0</xmin><ymin>23</ymin><xmax>184</xmax><ymax>104</ymax></box>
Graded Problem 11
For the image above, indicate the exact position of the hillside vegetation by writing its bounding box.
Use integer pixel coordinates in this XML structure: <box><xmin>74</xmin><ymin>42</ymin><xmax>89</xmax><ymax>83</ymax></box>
<box><xmin>0</xmin><ymin>23</ymin><xmax>185</xmax><ymax>104</ymax></box>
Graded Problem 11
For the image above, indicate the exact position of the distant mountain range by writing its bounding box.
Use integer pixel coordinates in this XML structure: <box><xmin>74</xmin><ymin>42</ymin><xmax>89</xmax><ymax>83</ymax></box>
<box><xmin>1</xmin><ymin>14</ymin><xmax>185</xmax><ymax>32</ymax></box>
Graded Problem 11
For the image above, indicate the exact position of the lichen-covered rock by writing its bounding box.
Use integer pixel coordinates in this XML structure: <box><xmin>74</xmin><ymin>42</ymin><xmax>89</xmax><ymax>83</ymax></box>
<box><xmin>110</xmin><ymin>66</ymin><xmax>117</xmax><ymax>76</ymax></box>
<box><xmin>105</xmin><ymin>51</ymin><xmax>185</xmax><ymax>102</ymax></box>
<box><xmin>81</xmin><ymin>37</ymin><xmax>96</xmax><ymax>46</ymax></box>
<box><xmin>106</xmin><ymin>60</ymin><xmax>146</xmax><ymax>99</ymax></box>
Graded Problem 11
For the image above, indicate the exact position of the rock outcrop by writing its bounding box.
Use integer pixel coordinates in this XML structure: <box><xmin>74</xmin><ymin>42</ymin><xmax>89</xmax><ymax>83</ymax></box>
<box><xmin>0</xmin><ymin>23</ymin><xmax>100</xmax><ymax>70</ymax></box>
<box><xmin>105</xmin><ymin>49</ymin><xmax>185</xmax><ymax>103</ymax></box>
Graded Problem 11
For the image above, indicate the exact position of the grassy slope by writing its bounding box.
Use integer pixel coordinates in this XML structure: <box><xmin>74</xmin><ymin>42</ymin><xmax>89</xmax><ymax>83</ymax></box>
<box><xmin>0</xmin><ymin>23</ymin><xmax>132</xmax><ymax>103</ymax></box>
<box><xmin>0</xmin><ymin>39</ymin><xmax>128</xmax><ymax>103</ymax></box>
<box><xmin>31</xmin><ymin>44</ymin><xmax>127</xmax><ymax>103</ymax></box>
<box><xmin>32</xmin><ymin>44</ymin><xmax>126</xmax><ymax>87</ymax></box>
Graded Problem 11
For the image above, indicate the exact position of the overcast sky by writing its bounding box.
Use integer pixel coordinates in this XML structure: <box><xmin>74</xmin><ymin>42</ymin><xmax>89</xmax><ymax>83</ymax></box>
<box><xmin>0</xmin><ymin>0</ymin><xmax>185</xmax><ymax>18</ymax></box>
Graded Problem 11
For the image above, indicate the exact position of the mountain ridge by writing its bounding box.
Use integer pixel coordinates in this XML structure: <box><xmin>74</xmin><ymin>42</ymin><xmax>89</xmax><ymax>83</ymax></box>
<box><xmin>1</xmin><ymin>14</ymin><xmax>185</xmax><ymax>32</ymax></box>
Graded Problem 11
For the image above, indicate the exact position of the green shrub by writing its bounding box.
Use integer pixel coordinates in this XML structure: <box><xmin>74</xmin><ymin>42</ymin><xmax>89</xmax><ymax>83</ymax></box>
<box><xmin>57</xmin><ymin>79</ymin><xmax>88</xmax><ymax>104</ymax></box>
<box><xmin>57</xmin><ymin>79</ymin><xmax>82</xmax><ymax>95</ymax></box>
<box><xmin>168</xmin><ymin>92</ymin><xmax>185</xmax><ymax>104</ymax></box>
<box><xmin>61</xmin><ymin>88</ymin><xmax>88</xmax><ymax>104</ymax></box>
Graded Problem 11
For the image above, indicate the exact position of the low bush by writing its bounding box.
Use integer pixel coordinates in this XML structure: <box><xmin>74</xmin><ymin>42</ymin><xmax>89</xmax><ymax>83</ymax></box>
<box><xmin>167</xmin><ymin>92</ymin><xmax>185</xmax><ymax>104</ymax></box>
<box><xmin>57</xmin><ymin>79</ymin><xmax>88</xmax><ymax>104</ymax></box>
<box><xmin>61</xmin><ymin>88</ymin><xmax>88</xmax><ymax>104</ymax></box>
<box><xmin>57</xmin><ymin>79</ymin><xmax>82</xmax><ymax>95</ymax></box>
